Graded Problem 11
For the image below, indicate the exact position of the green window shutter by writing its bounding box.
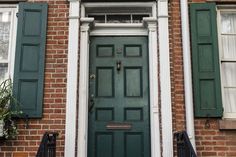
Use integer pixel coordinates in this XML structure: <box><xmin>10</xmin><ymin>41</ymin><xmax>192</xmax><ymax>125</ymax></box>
<box><xmin>13</xmin><ymin>2</ymin><xmax>48</xmax><ymax>118</ymax></box>
<box><xmin>190</xmin><ymin>3</ymin><xmax>223</xmax><ymax>117</ymax></box>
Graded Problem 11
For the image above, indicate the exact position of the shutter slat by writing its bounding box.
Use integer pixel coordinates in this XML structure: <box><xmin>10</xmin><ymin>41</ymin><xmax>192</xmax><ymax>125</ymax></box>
<box><xmin>13</xmin><ymin>2</ymin><xmax>48</xmax><ymax>118</ymax></box>
<box><xmin>190</xmin><ymin>3</ymin><xmax>223</xmax><ymax>117</ymax></box>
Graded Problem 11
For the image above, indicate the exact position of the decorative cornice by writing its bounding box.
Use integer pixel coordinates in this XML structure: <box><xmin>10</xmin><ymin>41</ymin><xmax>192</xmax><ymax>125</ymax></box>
<box><xmin>80</xmin><ymin>17</ymin><xmax>94</xmax><ymax>32</ymax></box>
<box><xmin>143</xmin><ymin>17</ymin><xmax>157</xmax><ymax>31</ymax></box>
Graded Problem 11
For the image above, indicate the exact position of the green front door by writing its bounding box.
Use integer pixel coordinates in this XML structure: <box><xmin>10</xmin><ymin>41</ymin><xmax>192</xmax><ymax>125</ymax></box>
<box><xmin>88</xmin><ymin>37</ymin><xmax>150</xmax><ymax>157</ymax></box>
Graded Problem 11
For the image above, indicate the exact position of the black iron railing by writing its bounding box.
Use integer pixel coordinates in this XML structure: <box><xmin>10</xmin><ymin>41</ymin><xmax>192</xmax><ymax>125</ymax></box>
<box><xmin>36</xmin><ymin>132</ymin><xmax>58</xmax><ymax>157</ymax></box>
<box><xmin>174</xmin><ymin>131</ymin><xmax>197</xmax><ymax>157</ymax></box>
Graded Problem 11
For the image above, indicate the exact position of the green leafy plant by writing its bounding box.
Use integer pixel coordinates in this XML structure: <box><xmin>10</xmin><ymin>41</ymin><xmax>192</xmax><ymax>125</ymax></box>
<box><xmin>0</xmin><ymin>79</ymin><xmax>22</xmax><ymax>139</ymax></box>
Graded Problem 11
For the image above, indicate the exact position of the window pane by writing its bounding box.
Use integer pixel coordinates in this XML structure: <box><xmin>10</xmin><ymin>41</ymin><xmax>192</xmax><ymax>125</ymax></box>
<box><xmin>222</xmin><ymin>63</ymin><xmax>236</xmax><ymax>86</ymax></box>
<box><xmin>0</xmin><ymin>63</ymin><xmax>8</xmax><ymax>83</ymax></box>
<box><xmin>88</xmin><ymin>15</ymin><xmax>105</xmax><ymax>23</ymax></box>
<box><xmin>107</xmin><ymin>15</ymin><xmax>131</xmax><ymax>23</ymax></box>
<box><xmin>0</xmin><ymin>11</ymin><xmax>11</xmax><ymax>61</ymax></box>
<box><xmin>221</xmin><ymin>35</ymin><xmax>236</xmax><ymax>59</ymax></box>
<box><xmin>132</xmin><ymin>14</ymin><xmax>149</xmax><ymax>23</ymax></box>
<box><xmin>221</xmin><ymin>13</ymin><xmax>236</xmax><ymax>34</ymax></box>
<box><xmin>223</xmin><ymin>88</ymin><xmax>236</xmax><ymax>113</ymax></box>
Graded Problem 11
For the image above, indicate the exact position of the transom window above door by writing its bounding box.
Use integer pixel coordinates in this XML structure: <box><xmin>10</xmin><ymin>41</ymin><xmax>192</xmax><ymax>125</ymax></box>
<box><xmin>87</xmin><ymin>13</ymin><xmax>150</xmax><ymax>23</ymax></box>
<box><xmin>82</xmin><ymin>2</ymin><xmax>156</xmax><ymax>23</ymax></box>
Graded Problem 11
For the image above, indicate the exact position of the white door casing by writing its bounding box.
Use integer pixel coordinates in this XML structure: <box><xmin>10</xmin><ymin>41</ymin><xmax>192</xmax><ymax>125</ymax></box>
<box><xmin>65</xmin><ymin>1</ymin><xmax>173</xmax><ymax>157</ymax></box>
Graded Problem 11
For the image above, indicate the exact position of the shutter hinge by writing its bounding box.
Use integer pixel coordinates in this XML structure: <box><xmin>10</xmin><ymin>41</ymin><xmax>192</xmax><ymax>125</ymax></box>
<box><xmin>16</xmin><ymin>12</ymin><xmax>19</xmax><ymax>18</ymax></box>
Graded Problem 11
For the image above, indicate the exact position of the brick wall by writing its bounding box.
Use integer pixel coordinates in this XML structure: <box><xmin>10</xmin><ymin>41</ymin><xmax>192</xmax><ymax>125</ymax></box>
<box><xmin>169</xmin><ymin>0</ymin><xmax>236</xmax><ymax>156</ymax></box>
<box><xmin>168</xmin><ymin>0</ymin><xmax>186</xmax><ymax>156</ymax></box>
<box><xmin>0</xmin><ymin>0</ymin><xmax>69</xmax><ymax>156</ymax></box>
<box><xmin>1</xmin><ymin>0</ymin><xmax>235</xmax><ymax>156</ymax></box>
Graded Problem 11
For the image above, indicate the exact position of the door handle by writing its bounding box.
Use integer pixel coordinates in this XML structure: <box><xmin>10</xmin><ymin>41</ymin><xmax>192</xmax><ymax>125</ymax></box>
<box><xmin>89</xmin><ymin>94</ymin><xmax>95</xmax><ymax>113</ymax></box>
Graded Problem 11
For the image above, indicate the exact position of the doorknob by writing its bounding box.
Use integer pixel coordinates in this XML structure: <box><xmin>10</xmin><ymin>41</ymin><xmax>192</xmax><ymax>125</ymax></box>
<box><xmin>89</xmin><ymin>94</ymin><xmax>95</xmax><ymax>113</ymax></box>
<box><xmin>117</xmin><ymin>60</ymin><xmax>121</xmax><ymax>71</ymax></box>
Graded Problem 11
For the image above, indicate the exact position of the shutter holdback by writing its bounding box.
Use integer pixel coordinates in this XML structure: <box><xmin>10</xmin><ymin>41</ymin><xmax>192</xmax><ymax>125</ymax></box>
<box><xmin>204</xmin><ymin>114</ymin><xmax>210</xmax><ymax>129</ymax></box>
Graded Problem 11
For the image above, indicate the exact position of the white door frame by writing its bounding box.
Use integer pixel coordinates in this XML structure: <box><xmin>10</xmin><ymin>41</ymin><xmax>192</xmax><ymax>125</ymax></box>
<box><xmin>65</xmin><ymin>1</ymin><xmax>173</xmax><ymax>157</ymax></box>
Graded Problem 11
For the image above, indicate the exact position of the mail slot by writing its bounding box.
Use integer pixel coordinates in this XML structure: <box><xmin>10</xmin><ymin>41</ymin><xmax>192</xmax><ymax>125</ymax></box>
<box><xmin>106</xmin><ymin>122</ymin><xmax>132</xmax><ymax>130</ymax></box>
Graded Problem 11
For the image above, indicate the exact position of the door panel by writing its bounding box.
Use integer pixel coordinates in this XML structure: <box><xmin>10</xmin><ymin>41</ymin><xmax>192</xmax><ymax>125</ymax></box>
<box><xmin>88</xmin><ymin>37</ymin><xmax>150</xmax><ymax>157</ymax></box>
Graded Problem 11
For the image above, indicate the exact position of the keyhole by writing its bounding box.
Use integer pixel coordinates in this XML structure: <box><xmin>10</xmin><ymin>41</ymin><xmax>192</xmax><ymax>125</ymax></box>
<box><xmin>117</xmin><ymin>61</ymin><xmax>121</xmax><ymax>71</ymax></box>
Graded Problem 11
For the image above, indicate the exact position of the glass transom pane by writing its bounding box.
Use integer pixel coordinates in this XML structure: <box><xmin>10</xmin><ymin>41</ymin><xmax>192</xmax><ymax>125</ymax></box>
<box><xmin>87</xmin><ymin>13</ymin><xmax>150</xmax><ymax>23</ymax></box>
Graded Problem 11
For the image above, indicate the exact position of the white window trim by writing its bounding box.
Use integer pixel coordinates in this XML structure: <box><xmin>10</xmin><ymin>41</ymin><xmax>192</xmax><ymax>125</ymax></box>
<box><xmin>217</xmin><ymin>7</ymin><xmax>236</xmax><ymax>119</ymax></box>
<box><xmin>0</xmin><ymin>5</ymin><xmax>17</xmax><ymax>80</ymax></box>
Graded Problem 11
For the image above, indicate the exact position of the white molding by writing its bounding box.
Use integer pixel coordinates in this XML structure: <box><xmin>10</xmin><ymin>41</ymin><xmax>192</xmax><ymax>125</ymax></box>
<box><xmin>77</xmin><ymin>17</ymin><xmax>94</xmax><ymax>157</ymax></box>
<box><xmin>143</xmin><ymin>17</ymin><xmax>161</xmax><ymax>157</ymax></box>
<box><xmin>0</xmin><ymin>4</ymin><xmax>17</xmax><ymax>8</ymax></box>
<box><xmin>10</xmin><ymin>6</ymin><xmax>17</xmax><ymax>80</ymax></box>
<box><xmin>64</xmin><ymin>1</ymin><xmax>80</xmax><ymax>157</ymax></box>
<box><xmin>180</xmin><ymin>0</ymin><xmax>196</xmax><ymax>149</ymax></box>
<box><xmin>158</xmin><ymin>0</ymin><xmax>173</xmax><ymax>157</ymax></box>
<box><xmin>81</xmin><ymin>2</ymin><xmax>156</xmax><ymax>18</ymax></box>
<box><xmin>83</xmin><ymin>2</ymin><xmax>155</xmax><ymax>8</ymax></box>
<box><xmin>90</xmin><ymin>23</ymin><xmax>147</xmax><ymax>36</ymax></box>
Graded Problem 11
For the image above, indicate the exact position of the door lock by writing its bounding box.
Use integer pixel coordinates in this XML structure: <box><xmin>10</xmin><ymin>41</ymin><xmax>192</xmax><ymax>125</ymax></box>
<box><xmin>117</xmin><ymin>60</ymin><xmax>122</xmax><ymax>71</ymax></box>
<box><xmin>90</xmin><ymin>74</ymin><xmax>96</xmax><ymax>80</ymax></box>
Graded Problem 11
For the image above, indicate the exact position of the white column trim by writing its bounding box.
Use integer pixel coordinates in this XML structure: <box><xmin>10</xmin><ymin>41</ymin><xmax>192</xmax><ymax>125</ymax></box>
<box><xmin>64</xmin><ymin>1</ymin><xmax>80</xmax><ymax>157</ymax></box>
<box><xmin>158</xmin><ymin>0</ymin><xmax>174</xmax><ymax>157</ymax></box>
<box><xmin>77</xmin><ymin>17</ymin><xmax>94</xmax><ymax>157</ymax></box>
<box><xmin>180</xmin><ymin>0</ymin><xmax>196</xmax><ymax>150</ymax></box>
<box><xmin>143</xmin><ymin>17</ymin><xmax>161</xmax><ymax>157</ymax></box>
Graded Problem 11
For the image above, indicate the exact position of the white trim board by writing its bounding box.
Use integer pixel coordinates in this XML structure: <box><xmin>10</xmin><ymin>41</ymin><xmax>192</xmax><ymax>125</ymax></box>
<box><xmin>90</xmin><ymin>23</ymin><xmax>148</xmax><ymax>36</ymax></box>
<box><xmin>158</xmin><ymin>1</ymin><xmax>173</xmax><ymax>156</ymax></box>
<box><xmin>64</xmin><ymin>1</ymin><xmax>80</xmax><ymax>157</ymax></box>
